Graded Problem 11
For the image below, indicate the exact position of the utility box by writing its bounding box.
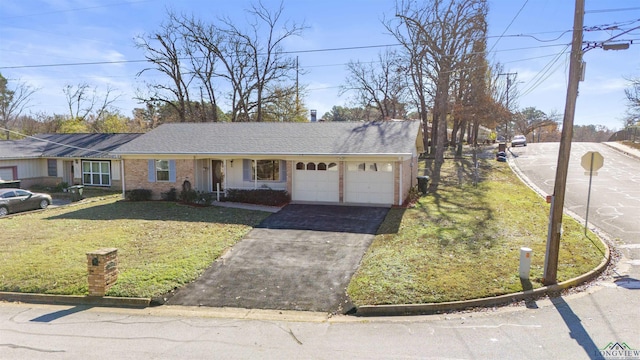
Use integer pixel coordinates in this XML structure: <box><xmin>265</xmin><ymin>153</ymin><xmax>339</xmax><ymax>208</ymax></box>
<box><xmin>519</xmin><ymin>247</ymin><xmax>533</xmax><ymax>279</ymax></box>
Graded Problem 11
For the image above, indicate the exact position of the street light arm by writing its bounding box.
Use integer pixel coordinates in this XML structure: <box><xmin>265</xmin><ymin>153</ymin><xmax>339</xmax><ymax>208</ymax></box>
<box><xmin>583</xmin><ymin>24</ymin><xmax>640</xmax><ymax>51</ymax></box>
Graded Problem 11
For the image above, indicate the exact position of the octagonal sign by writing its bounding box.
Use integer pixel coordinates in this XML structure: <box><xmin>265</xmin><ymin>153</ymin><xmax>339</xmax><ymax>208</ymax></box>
<box><xmin>581</xmin><ymin>151</ymin><xmax>604</xmax><ymax>174</ymax></box>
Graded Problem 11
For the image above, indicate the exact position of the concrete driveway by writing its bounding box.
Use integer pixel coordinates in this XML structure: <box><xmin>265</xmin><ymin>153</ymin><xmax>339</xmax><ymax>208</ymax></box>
<box><xmin>165</xmin><ymin>204</ymin><xmax>389</xmax><ymax>313</ymax></box>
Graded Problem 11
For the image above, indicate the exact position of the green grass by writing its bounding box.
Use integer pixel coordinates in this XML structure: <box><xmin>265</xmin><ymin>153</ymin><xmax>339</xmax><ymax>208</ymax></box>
<box><xmin>2</xmin><ymin>157</ymin><xmax>607</xmax><ymax>304</ymax></box>
<box><xmin>0</xmin><ymin>195</ymin><xmax>270</xmax><ymax>298</ymax></box>
<box><xmin>348</xmin><ymin>154</ymin><xmax>607</xmax><ymax>305</ymax></box>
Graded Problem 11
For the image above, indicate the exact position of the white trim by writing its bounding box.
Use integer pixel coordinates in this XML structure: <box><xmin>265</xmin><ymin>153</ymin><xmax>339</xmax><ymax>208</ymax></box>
<box><xmin>120</xmin><ymin>160</ymin><xmax>125</xmax><ymax>198</ymax></box>
<box><xmin>399</xmin><ymin>159</ymin><xmax>403</xmax><ymax>206</ymax></box>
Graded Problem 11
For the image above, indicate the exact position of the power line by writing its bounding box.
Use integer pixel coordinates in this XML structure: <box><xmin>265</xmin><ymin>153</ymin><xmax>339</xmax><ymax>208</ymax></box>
<box><xmin>487</xmin><ymin>0</ymin><xmax>530</xmax><ymax>55</ymax></box>
<box><xmin>0</xmin><ymin>43</ymin><xmax>572</xmax><ymax>70</ymax></box>
<box><xmin>585</xmin><ymin>7</ymin><xmax>640</xmax><ymax>14</ymax></box>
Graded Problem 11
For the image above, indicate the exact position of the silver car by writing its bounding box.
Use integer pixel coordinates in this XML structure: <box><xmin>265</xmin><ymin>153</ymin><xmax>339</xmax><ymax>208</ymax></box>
<box><xmin>0</xmin><ymin>189</ymin><xmax>52</xmax><ymax>217</ymax></box>
<box><xmin>511</xmin><ymin>135</ymin><xmax>527</xmax><ymax>147</ymax></box>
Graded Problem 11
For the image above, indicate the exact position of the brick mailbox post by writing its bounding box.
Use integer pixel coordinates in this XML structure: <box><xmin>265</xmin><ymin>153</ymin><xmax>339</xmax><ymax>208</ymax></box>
<box><xmin>86</xmin><ymin>248</ymin><xmax>118</xmax><ymax>297</ymax></box>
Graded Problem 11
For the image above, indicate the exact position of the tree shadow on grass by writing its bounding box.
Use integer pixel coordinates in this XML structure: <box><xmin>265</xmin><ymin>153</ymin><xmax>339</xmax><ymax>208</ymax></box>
<box><xmin>377</xmin><ymin>207</ymin><xmax>406</xmax><ymax>235</ymax></box>
<box><xmin>416</xmin><ymin>156</ymin><xmax>498</xmax><ymax>253</ymax></box>
<box><xmin>46</xmin><ymin>200</ymin><xmax>269</xmax><ymax>226</ymax></box>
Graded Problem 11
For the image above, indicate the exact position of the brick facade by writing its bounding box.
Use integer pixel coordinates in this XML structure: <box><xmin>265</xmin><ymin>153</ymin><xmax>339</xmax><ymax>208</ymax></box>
<box><xmin>123</xmin><ymin>159</ymin><xmax>195</xmax><ymax>200</ymax></box>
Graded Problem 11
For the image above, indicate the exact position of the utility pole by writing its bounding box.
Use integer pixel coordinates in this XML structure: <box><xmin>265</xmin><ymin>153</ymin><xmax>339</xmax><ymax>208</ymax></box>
<box><xmin>543</xmin><ymin>0</ymin><xmax>585</xmax><ymax>285</ymax></box>
<box><xmin>295</xmin><ymin>56</ymin><xmax>299</xmax><ymax>115</ymax></box>
<box><xmin>498</xmin><ymin>72</ymin><xmax>517</xmax><ymax>139</ymax></box>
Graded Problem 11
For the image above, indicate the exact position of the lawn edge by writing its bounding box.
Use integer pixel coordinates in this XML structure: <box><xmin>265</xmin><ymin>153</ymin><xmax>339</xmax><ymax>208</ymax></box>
<box><xmin>0</xmin><ymin>291</ymin><xmax>150</xmax><ymax>308</ymax></box>
<box><xmin>355</xmin><ymin>237</ymin><xmax>610</xmax><ymax>316</ymax></box>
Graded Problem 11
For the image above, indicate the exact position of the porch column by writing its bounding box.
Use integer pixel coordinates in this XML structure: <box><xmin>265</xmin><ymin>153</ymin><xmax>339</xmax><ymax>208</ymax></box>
<box><xmin>253</xmin><ymin>159</ymin><xmax>257</xmax><ymax>189</ymax></box>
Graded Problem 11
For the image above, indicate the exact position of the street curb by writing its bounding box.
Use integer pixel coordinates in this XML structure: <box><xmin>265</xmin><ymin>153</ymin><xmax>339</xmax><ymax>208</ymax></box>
<box><xmin>356</xmin><ymin>239</ymin><xmax>610</xmax><ymax>316</ymax></box>
<box><xmin>0</xmin><ymin>292</ymin><xmax>150</xmax><ymax>308</ymax></box>
<box><xmin>602</xmin><ymin>141</ymin><xmax>640</xmax><ymax>161</ymax></box>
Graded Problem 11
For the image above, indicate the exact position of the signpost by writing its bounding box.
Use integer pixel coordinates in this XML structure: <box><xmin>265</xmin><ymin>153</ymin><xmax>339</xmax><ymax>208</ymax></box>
<box><xmin>581</xmin><ymin>151</ymin><xmax>604</xmax><ymax>235</ymax></box>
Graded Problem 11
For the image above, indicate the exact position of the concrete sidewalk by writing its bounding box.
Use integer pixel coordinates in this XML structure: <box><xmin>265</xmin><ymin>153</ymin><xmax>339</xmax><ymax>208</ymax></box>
<box><xmin>603</xmin><ymin>141</ymin><xmax>640</xmax><ymax>160</ymax></box>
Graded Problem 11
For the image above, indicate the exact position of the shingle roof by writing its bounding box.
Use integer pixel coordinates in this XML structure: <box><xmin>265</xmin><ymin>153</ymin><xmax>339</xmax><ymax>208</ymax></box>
<box><xmin>114</xmin><ymin>121</ymin><xmax>422</xmax><ymax>156</ymax></box>
<box><xmin>0</xmin><ymin>133</ymin><xmax>142</xmax><ymax>159</ymax></box>
<box><xmin>0</xmin><ymin>140</ymin><xmax>44</xmax><ymax>159</ymax></box>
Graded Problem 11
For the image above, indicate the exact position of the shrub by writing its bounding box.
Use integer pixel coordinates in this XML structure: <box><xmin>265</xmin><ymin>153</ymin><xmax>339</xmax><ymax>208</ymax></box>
<box><xmin>198</xmin><ymin>191</ymin><xmax>214</xmax><ymax>205</ymax></box>
<box><xmin>162</xmin><ymin>187</ymin><xmax>177</xmax><ymax>201</ymax></box>
<box><xmin>179</xmin><ymin>189</ymin><xmax>198</xmax><ymax>204</ymax></box>
<box><xmin>225</xmin><ymin>189</ymin><xmax>290</xmax><ymax>207</ymax></box>
<box><xmin>53</xmin><ymin>182</ymin><xmax>69</xmax><ymax>193</ymax></box>
<box><xmin>126</xmin><ymin>189</ymin><xmax>152</xmax><ymax>201</ymax></box>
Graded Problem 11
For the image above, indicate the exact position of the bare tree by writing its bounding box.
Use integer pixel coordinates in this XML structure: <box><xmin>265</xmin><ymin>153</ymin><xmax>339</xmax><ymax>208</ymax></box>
<box><xmin>390</xmin><ymin>0</ymin><xmax>488</xmax><ymax>190</ymax></box>
<box><xmin>136</xmin><ymin>2</ymin><xmax>304</xmax><ymax>123</ymax></box>
<box><xmin>625</xmin><ymin>76</ymin><xmax>640</xmax><ymax>124</ymax></box>
<box><xmin>135</xmin><ymin>16</ymin><xmax>194</xmax><ymax>123</ymax></box>
<box><xmin>0</xmin><ymin>73</ymin><xmax>37</xmax><ymax>139</ymax></box>
<box><xmin>342</xmin><ymin>50</ymin><xmax>410</xmax><ymax>120</ymax></box>
<box><xmin>222</xmin><ymin>1</ymin><xmax>305</xmax><ymax>121</ymax></box>
<box><xmin>514</xmin><ymin>107</ymin><xmax>558</xmax><ymax>141</ymax></box>
<box><xmin>63</xmin><ymin>83</ymin><xmax>119</xmax><ymax>122</ymax></box>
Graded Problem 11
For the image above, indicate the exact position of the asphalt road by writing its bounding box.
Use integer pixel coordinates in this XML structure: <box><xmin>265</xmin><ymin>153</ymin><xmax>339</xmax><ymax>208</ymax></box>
<box><xmin>1</xmin><ymin>286</ymin><xmax>639</xmax><ymax>359</ymax></box>
<box><xmin>510</xmin><ymin>142</ymin><xmax>640</xmax><ymax>280</ymax></box>
<box><xmin>509</xmin><ymin>142</ymin><xmax>640</xmax><ymax>240</ymax></box>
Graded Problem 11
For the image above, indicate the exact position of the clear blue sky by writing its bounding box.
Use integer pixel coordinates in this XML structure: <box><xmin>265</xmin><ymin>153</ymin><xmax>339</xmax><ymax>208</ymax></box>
<box><xmin>1</xmin><ymin>0</ymin><xmax>639</xmax><ymax>130</ymax></box>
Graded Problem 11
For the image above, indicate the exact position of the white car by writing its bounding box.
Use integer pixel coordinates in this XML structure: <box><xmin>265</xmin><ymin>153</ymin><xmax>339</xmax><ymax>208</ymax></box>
<box><xmin>511</xmin><ymin>135</ymin><xmax>527</xmax><ymax>147</ymax></box>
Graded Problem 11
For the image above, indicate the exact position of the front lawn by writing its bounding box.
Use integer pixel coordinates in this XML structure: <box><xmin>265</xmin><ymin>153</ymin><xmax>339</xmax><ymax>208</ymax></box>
<box><xmin>348</xmin><ymin>151</ymin><xmax>607</xmax><ymax>305</ymax></box>
<box><xmin>0</xmin><ymin>196</ymin><xmax>270</xmax><ymax>298</ymax></box>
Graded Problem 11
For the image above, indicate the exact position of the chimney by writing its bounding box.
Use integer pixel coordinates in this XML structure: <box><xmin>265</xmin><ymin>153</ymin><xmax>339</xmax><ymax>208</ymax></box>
<box><xmin>310</xmin><ymin>109</ymin><xmax>317</xmax><ymax>122</ymax></box>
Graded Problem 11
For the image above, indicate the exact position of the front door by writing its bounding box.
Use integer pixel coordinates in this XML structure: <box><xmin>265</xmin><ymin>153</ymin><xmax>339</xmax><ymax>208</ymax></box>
<box><xmin>212</xmin><ymin>160</ymin><xmax>224</xmax><ymax>193</ymax></box>
<box><xmin>63</xmin><ymin>161</ymin><xmax>74</xmax><ymax>185</ymax></box>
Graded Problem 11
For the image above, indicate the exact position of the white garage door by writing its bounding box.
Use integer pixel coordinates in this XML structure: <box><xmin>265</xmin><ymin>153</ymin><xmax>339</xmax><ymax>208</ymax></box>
<box><xmin>293</xmin><ymin>161</ymin><xmax>339</xmax><ymax>202</ymax></box>
<box><xmin>0</xmin><ymin>168</ymin><xmax>15</xmax><ymax>181</ymax></box>
<box><xmin>345</xmin><ymin>162</ymin><xmax>394</xmax><ymax>205</ymax></box>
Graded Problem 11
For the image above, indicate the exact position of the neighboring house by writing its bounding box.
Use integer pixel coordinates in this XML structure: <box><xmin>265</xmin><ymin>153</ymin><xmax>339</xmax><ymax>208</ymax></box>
<box><xmin>0</xmin><ymin>133</ymin><xmax>142</xmax><ymax>190</ymax></box>
<box><xmin>113</xmin><ymin>121</ymin><xmax>424</xmax><ymax>206</ymax></box>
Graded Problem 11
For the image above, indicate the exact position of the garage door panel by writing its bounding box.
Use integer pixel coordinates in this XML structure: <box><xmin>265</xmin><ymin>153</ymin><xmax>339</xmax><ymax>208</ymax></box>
<box><xmin>345</xmin><ymin>162</ymin><xmax>394</xmax><ymax>205</ymax></box>
<box><xmin>0</xmin><ymin>168</ymin><xmax>15</xmax><ymax>181</ymax></box>
<box><xmin>293</xmin><ymin>164</ymin><xmax>339</xmax><ymax>203</ymax></box>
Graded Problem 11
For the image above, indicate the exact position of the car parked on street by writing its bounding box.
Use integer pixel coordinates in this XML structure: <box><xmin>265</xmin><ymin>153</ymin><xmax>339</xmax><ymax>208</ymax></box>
<box><xmin>511</xmin><ymin>135</ymin><xmax>527</xmax><ymax>147</ymax></box>
<box><xmin>0</xmin><ymin>189</ymin><xmax>52</xmax><ymax>217</ymax></box>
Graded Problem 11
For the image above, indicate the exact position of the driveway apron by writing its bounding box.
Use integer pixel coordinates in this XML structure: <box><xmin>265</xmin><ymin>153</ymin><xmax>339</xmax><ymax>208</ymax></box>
<box><xmin>166</xmin><ymin>204</ymin><xmax>389</xmax><ymax>313</ymax></box>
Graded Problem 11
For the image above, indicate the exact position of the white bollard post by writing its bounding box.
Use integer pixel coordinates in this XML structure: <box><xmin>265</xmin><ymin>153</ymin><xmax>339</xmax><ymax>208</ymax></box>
<box><xmin>519</xmin><ymin>247</ymin><xmax>533</xmax><ymax>279</ymax></box>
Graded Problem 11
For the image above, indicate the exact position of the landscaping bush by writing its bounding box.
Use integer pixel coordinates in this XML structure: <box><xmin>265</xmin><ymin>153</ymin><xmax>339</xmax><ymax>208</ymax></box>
<box><xmin>179</xmin><ymin>189</ymin><xmax>198</xmax><ymax>204</ymax></box>
<box><xmin>198</xmin><ymin>191</ymin><xmax>214</xmax><ymax>205</ymax></box>
<box><xmin>126</xmin><ymin>189</ymin><xmax>152</xmax><ymax>201</ymax></box>
<box><xmin>162</xmin><ymin>187</ymin><xmax>178</xmax><ymax>201</ymax></box>
<box><xmin>225</xmin><ymin>189</ymin><xmax>290</xmax><ymax>206</ymax></box>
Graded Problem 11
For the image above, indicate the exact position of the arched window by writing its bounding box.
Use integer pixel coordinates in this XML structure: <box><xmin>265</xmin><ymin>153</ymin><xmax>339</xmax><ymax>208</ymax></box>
<box><xmin>317</xmin><ymin>162</ymin><xmax>327</xmax><ymax>171</ymax></box>
<box><xmin>306</xmin><ymin>162</ymin><xmax>316</xmax><ymax>170</ymax></box>
<box><xmin>327</xmin><ymin>163</ymin><xmax>338</xmax><ymax>171</ymax></box>
<box><xmin>296</xmin><ymin>162</ymin><xmax>305</xmax><ymax>170</ymax></box>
